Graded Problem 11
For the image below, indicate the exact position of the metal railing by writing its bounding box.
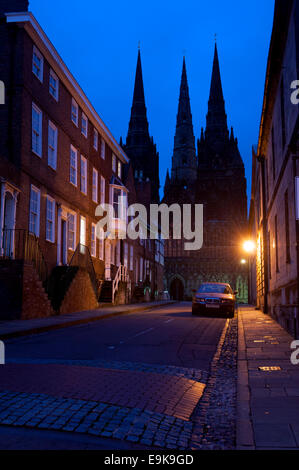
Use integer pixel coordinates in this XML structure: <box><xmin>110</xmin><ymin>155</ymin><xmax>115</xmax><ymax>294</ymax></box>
<box><xmin>1</xmin><ymin>229</ymin><xmax>48</xmax><ymax>289</ymax></box>
<box><xmin>69</xmin><ymin>243</ymin><xmax>98</xmax><ymax>297</ymax></box>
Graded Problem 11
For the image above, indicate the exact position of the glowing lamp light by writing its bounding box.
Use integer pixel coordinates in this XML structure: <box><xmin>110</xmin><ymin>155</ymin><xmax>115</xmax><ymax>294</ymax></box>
<box><xmin>240</xmin><ymin>259</ymin><xmax>247</xmax><ymax>265</ymax></box>
<box><xmin>243</xmin><ymin>240</ymin><xmax>256</xmax><ymax>254</ymax></box>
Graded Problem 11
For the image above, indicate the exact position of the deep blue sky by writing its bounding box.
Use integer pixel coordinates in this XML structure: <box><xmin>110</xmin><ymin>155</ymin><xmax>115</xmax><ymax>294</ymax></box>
<box><xmin>30</xmin><ymin>0</ymin><xmax>275</xmax><ymax>207</ymax></box>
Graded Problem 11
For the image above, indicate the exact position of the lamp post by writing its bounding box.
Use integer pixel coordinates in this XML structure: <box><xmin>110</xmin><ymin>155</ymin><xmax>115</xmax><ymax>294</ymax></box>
<box><xmin>243</xmin><ymin>241</ymin><xmax>256</xmax><ymax>305</ymax></box>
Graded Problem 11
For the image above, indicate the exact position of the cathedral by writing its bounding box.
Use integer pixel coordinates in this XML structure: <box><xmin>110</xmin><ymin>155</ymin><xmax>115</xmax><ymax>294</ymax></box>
<box><xmin>124</xmin><ymin>45</ymin><xmax>248</xmax><ymax>303</ymax></box>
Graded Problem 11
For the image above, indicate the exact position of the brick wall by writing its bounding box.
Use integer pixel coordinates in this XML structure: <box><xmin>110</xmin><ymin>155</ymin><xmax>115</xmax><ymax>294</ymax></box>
<box><xmin>21</xmin><ymin>263</ymin><xmax>54</xmax><ymax>319</ymax></box>
<box><xmin>59</xmin><ymin>268</ymin><xmax>99</xmax><ymax>315</ymax></box>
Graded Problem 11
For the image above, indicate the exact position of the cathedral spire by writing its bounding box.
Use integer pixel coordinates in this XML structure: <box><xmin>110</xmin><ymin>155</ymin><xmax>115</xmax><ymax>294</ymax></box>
<box><xmin>205</xmin><ymin>43</ymin><xmax>229</xmax><ymax>143</ymax></box>
<box><xmin>176</xmin><ymin>56</ymin><xmax>193</xmax><ymax>127</ymax></box>
<box><xmin>124</xmin><ymin>49</ymin><xmax>160</xmax><ymax>206</ymax></box>
<box><xmin>126</xmin><ymin>49</ymin><xmax>149</xmax><ymax>145</ymax></box>
<box><xmin>171</xmin><ymin>57</ymin><xmax>197</xmax><ymax>184</ymax></box>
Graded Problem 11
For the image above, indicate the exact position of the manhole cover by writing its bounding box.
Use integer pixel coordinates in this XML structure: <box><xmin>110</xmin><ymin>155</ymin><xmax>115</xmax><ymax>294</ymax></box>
<box><xmin>258</xmin><ymin>366</ymin><xmax>282</xmax><ymax>372</ymax></box>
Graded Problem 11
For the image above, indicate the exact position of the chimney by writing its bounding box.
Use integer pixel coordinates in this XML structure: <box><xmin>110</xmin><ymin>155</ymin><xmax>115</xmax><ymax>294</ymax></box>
<box><xmin>0</xmin><ymin>0</ymin><xmax>29</xmax><ymax>17</ymax></box>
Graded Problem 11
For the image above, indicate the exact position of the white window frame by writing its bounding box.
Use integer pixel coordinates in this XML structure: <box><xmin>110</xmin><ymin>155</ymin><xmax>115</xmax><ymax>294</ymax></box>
<box><xmin>46</xmin><ymin>196</ymin><xmax>55</xmax><ymax>243</ymax></box>
<box><xmin>81</xmin><ymin>113</ymin><xmax>88</xmax><ymax>138</ymax></box>
<box><xmin>101</xmin><ymin>139</ymin><xmax>105</xmax><ymax>160</ymax></box>
<box><xmin>91</xmin><ymin>223</ymin><xmax>96</xmax><ymax>258</ymax></box>
<box><xmin>29</xmin><ymin>185</ymin><xmax>41</xmax><ymax>237</ymax></box>
<box><xmin>92</xmin><ymin>168</ymin><xmax>98</xmax><ymax>203</ymax></box>
<box><xmin>100</xmin><ymin>176</ymin><xmax>106</xmax><ymax>204</ymax></box>
<box><xmin>32</xmin><ymin>46</ymin><xmax>43</xmax><ymax>82</ymax></box>
<box><xmin>71</xmin><ymin>98</ymin><xmax>78</xmax><ymax>126</ymax></box>
<box><xmin>32</xmin><ymin>103</ymin><xmax>42</xmax><ymax>157</ymax></box>
<box><xmin>70</xmin><ymin>145</ymin><xmax>78</xmax><ymax>187</ymax></box>
<box><xmin>49</xmin><ymin>69</ymin><xmax>59</xmax><ymax>101</ymax></box>
<box><xmin>67</xmin><ymin>212</ymin><xmax>77</xmax><ymax>251</ymax></box>
<box><xmin>80</xmin><ymin>155</ymin><xmax>87</xmax><ymax>195</ymax></box>
<box><xmin>93</xmin><ymin>129</ymin><xmax>98</xmax><ymax>150</ymax></box>
<box><xmin>48</xmin><ymin>121</ymin><xmax>58</xmax><ymax>170</ymax></box>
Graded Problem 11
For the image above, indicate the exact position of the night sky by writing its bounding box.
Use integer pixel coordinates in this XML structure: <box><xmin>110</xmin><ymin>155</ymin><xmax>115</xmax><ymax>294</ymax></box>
<box><xmin>30</xmin><ymin>0</ymin><xmax>275</xmax><ymax>209</ymax></box>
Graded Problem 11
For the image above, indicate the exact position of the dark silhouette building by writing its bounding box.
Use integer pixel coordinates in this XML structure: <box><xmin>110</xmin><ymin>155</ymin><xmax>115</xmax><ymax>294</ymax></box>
<box><xmin>164</xmin><ymin>45</ymin><xmax>248</xmax><ymax>302</ymax></box>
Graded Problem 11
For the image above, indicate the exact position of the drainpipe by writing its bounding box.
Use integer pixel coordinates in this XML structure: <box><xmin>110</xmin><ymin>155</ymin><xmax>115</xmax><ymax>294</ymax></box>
<box><xmin>257</xmin><ymin>154</ymin><xmax>269</xmax><ymax>314</ymax></box>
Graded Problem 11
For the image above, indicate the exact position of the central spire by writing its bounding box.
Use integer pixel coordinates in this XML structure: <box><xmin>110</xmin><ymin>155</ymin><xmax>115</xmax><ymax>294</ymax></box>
<box><xmin>205</xmin><ymin>43</ymin><xmax>229</xmax><ymax>143</ymax></box>
<box><xmin>176</xmin><ymin>57</ymin><xmax>193</xmax><ymax>127</ymax></box>
<box><xmin>170</xmin><ymin>57</ymin><xmax>197</xmax><ymax>184</ymax></box>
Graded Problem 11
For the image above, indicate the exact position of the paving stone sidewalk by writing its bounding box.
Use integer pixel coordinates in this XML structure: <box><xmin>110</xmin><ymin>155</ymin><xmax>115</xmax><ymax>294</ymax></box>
<box><xmin>237</xmin><ymin>306</ymin><xmax>299</xmax><ymax>450</ymax></box>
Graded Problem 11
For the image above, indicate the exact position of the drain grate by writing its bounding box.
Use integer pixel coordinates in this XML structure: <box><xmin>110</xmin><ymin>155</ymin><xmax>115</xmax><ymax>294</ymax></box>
<box><xmin>258</xmin><ymin>366</ymin><xmax>282</xmax><ymax>372</ymax></box>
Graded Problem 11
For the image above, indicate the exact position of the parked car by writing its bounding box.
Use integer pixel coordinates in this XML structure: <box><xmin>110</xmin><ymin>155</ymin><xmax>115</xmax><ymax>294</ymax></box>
<box><xmin>192</xmin><ymin>283</ymin><xmax>237</xmax><ymax>318</ymax></box>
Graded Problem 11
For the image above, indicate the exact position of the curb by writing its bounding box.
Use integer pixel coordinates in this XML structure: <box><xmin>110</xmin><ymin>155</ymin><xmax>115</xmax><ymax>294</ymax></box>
<box><xmin>0</xmin><ymin>301</ymin><xmax>176</xmax><ymax>341</ymax></box>
<box><xmin>236</xmin><ymin>309</ymin><xmax>255</xmax><ymax>450</ymax></box>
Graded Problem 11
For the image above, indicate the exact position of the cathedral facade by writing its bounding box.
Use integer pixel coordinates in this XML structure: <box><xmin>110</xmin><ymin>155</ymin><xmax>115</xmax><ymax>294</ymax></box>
<box><xmin>163</xmin><ymin>45</ymin><xmax>248</xmax><ymax>303</ymax></box>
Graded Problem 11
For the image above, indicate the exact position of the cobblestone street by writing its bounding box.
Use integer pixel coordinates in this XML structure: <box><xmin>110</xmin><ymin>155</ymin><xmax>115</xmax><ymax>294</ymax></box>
<box><xmin>0</xmin><ymin>303</ymin><xmax>235</xmax><ymax>450</ymax></box>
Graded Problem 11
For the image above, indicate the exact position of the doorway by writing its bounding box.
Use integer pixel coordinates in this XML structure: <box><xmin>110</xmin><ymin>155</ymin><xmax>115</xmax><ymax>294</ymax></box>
<box><xmin>2</xmin><ymin>192</ymin><xmax>16</xmax><ymax>258</ymax></box>
<box><xmin>170</xmin><ymin>278</ymin><xmax>184</xmax><ymax>301</ymax></box>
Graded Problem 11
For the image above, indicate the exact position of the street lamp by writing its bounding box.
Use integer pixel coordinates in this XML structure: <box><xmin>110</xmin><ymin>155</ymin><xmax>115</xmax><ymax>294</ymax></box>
<box><xmin>243</xmin><ymin>240</ymin><xmax>256</xmax><ymax>254</ymax></box>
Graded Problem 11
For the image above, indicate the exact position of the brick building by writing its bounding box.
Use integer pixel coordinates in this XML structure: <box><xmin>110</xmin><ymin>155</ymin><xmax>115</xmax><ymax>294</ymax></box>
<box><xmin>250</xmin><ymin>0</ymin><xmax>299</xmax><ymax>336</ymax></box>
<box><xmin>0</xmin><ymin>0</ymin><xmax>164</xmax><ymax>319</ymax></box>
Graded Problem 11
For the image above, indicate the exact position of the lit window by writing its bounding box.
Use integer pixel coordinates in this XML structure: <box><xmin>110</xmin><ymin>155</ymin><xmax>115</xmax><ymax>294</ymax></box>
<box><xmin>117</xmin><ymin>161</ymin><xmax>122</xmax><ymax>179</ymax></box>
<box><xmin>92</xmin><ymin>168</ymin><xmax>98</xmax><ymax>203</ymax></box>
<box><xmin>48</xmin><ymin>121</ymin><xmax>57</xmax><ymax>170</ymax></box>
<box><xmin>100</xmin><ymin>176</ymin><xmax>105</xmax><ymax>204</ymax></box>
<box><xmin>29</xmin><ymin>185</ymin><xmax>40</xmax><ymax>237</ymax></box>
<box><xmin>130</xmin><ymin>245</ymin><xmax>133</xmax><ymax>271</ymax></box>
<box><xmin>49</xmin><ymin>69</ymin><xmax>59</xmax><ymax>100</ymax></box>
<box><xmin>71</xmin><ymin>99</ymin><xmax>78</xmax><ymax>126</ymax></box>
<box><xmin>91</xmin><ymin>223</ymin><xmax>96</xmax><ymax>257</ymax></box>
<box><xmin>81</xmin><ymin>113</ymin><xmax>88</xmax><ymax>137</ymax></box>
<box><xmin>80</xmin><ymin>216</ymin><xmax>86</xmax><ymax>246</ymax></box>
<box><xmin>100</xmin><ymin>139</ymin><xmax>105</xmax><ymax>159</ymax></box>
<box><xmin>70</xmin><ymin>145</ymin><xmax>78</xmax><ymax>186</ymax></box>
<box><xmin>112</xmin><ymin>154</ymin><xmax>117</xmax><ymax>173</ymax></box>
<box><xmin>124</xmin><ymin>242</ymin><xmax>128</xmax><ymax>268</ymax></box>
<box><xmin>46</xmin><ymin>196</ymin><xmax>55</xmax><ymax>243</ymax></box>
<box><xmin>32</xmin><ymin>46</ymin><xmax>43</xmax><ymax>82</ymax></box>
<box><xmin>93</xmin><ymin>129</ymin><xmax>98</xmax><ymax>150</ymax></box>
<box><xmin>80</xmin><ymin>156</ymin><xmax>87</xmax><ymax>195</ymax></box>
<box><xmin>67</xmin><ymin>213</ymin><xmax>76</xmax><ymax>251</ymax></box>
<box><xmin>32</xmin><ymin>103</ymin><xmax>42</xmax><ymax>157</ymax></box>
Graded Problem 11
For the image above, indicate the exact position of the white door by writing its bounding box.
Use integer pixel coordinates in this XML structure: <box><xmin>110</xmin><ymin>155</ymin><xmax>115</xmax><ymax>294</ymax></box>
<box><xmin>80</xmin><ymin>216</ymin><xmax>86</xmax><ymax>253</ymax></box>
